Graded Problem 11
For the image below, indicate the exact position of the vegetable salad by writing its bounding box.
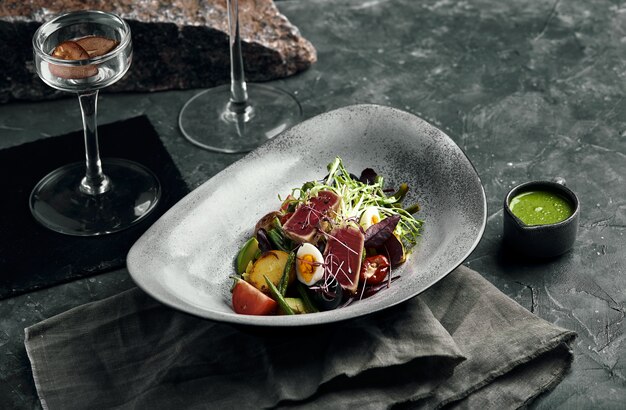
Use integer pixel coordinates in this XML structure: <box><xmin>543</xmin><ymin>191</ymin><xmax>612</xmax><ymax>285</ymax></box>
<box><xmin>231</xmin><ymin>157</ymin><xmax>423</xmax><ymax>315</ymax></box>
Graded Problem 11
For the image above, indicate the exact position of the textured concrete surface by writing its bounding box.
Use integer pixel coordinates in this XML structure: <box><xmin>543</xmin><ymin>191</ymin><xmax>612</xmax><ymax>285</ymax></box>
<box><xmin>1</xmin><ymin>0</ymin><xmax>625</xmax><ymax>408</ymax></box>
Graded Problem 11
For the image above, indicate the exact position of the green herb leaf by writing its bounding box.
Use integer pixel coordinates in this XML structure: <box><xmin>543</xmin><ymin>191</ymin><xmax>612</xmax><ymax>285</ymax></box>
<box><xmin>279</xmin><ymin>251</ymin><xmax>295</xmax><ymax>296</ymax></box>
<box><xmin>296</xmin><ymin>283</ymin><xmax>319</xmax><ymax>313</ymax></box>
<box><xmin>267</xmin><ymin>228</ymin><xmax>289</xmax><ymax>252</ymax></box>
<box><xmin>264</xmin><ymin>275</ymin><xmax>295</xmax><ymax>315</ymax></box>
<box><xmin>313</xmin><ymin>157</ymin><xmax>423</xmax><ymax>247</ymax></box>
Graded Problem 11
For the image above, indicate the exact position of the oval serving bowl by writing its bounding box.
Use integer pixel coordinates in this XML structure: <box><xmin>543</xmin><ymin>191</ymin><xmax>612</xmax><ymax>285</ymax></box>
<box><xmin>127</xmin><ymin>104</ymin><xmax>487</xmax><ymax>326</ymax></box>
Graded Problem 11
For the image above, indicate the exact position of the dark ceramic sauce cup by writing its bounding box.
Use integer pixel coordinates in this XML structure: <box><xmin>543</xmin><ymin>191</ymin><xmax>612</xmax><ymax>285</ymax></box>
<box><xmin>503</xmin><ymin>179</ymin><xmax>580</xmax><ymax>259</ymax></box>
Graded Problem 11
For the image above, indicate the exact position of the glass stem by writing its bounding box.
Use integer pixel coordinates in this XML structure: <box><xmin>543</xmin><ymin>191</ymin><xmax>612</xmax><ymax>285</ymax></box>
<box><xmin>78</xmin><ymin>90</ymin><xmax>110</xmax><ymax>195</ymax></box>
<box><xmin>227</xmin><ymin>0</ymin><xmax>248</xmax><ymax>105</ymax></box>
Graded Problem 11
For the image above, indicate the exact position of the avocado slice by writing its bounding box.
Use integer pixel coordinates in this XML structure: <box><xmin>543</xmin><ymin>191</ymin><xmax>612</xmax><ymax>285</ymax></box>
<box><xmin>279</xmin><ymin>297</ymin><xmax>309</xmax><ymax>315</ymax></box>
<box><xmin>236</xmin><ymin>237</ymin><xmax>260</xmax><ymax>274</ymax></box>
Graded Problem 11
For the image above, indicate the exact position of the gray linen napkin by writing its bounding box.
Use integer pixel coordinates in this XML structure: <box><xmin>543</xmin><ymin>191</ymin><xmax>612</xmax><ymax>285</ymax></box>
<box><xmin>24</xmin><ymin>266</ymin><xmax>575</xmax><ymax>409</ymax></box>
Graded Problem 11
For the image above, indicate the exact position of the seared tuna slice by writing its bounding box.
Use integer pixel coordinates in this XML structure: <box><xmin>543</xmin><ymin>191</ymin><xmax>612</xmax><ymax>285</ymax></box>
<box><xmin>283</xmin><ymin>190</ymin><xmax>340</xmax><ymax>243</ymax></box>
<box><xmin>324</xmin><ymin>224</ymin><xmax>364</xmax><ymax>293</ymax></box>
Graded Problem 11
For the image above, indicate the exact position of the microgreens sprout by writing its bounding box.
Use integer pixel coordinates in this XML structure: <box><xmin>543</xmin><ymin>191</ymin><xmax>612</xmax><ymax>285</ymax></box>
<box><xmin>288</xmin><ymin>157</ymin><xmax>423</xmax><ymax>248</ymax></box>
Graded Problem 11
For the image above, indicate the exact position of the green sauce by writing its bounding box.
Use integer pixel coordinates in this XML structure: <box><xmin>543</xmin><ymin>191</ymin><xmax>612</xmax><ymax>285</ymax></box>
<box><xmin>509</xmin><ymin>190</ymin><xmax>574</xmax><ymax>226</ymax></box>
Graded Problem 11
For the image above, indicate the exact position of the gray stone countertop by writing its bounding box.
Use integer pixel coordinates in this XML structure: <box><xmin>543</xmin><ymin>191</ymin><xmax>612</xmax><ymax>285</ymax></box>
<box><xmin>1</xmin><ymin>0</ymin><xmax>625</xmax><ymax>408</ymax></box>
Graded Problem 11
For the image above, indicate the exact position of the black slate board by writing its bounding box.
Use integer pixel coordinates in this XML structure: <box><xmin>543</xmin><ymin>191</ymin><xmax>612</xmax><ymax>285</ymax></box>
<box><xmin>0</xmin><ymin>116</ymin><xmax>189</xmax><ymax>300</ymax></box>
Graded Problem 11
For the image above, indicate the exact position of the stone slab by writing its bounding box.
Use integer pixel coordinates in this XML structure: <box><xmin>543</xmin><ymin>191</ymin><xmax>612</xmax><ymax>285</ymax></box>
<box><xmin>0</xmin><ymin>0</ymin><xmax>317</xmax><ymax>102</ymax></box>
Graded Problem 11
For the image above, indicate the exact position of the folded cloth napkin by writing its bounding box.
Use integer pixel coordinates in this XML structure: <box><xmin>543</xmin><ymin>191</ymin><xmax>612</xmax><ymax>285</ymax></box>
<box><xmin>24</xmin><ymin>266</ymin><xmax>575</xmax><ymax>409</ymax></box>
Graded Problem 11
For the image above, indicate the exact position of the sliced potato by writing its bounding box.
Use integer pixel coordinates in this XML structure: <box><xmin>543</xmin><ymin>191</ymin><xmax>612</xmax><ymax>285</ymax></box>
<box><xmin>244</xmin><ymin>250</ymin><xmax>295</xmax><ymax>294</ymax></box>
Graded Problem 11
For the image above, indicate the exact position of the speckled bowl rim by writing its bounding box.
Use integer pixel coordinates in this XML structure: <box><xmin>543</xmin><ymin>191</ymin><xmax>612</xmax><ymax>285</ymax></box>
<box><xmin>128</xmin><ymin>104</ymin><xmax>487</xmax><ymax>327</ymax></box>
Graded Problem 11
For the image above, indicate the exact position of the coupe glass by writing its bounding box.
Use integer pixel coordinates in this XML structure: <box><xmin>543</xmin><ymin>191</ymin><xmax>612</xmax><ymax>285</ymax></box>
<box><xmin>178</xmin><ymin>0</ymin><xmax>302</xmax><ymax>154</ymax></box>
<box><xmin>32</xmin><ymin>10</ymin><xmax>161</xmax><ymax>236</ymax></box>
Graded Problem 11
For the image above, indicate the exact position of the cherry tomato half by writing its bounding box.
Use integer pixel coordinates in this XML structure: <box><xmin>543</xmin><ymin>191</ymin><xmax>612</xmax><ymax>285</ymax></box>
<box><xmin>232</xmin><ymin>279</ymin><xmax>277</xmax><ymax>315</ymax></box>
<box><xmin>359</xmin><ymin>255</ymin><xmax>390</xmax><ymax>285</ymax></box>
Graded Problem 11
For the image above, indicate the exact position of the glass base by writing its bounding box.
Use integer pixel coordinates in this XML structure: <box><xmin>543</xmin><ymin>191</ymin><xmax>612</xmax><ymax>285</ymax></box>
<box><xmin>30</xmin><ymin>159</ymin><xmax>161</xmax><ymax>236</ymax></box>
<box><xmin>179</xmin><ymin>83</ymin><xmax>302</xmax><ymax>154</ymax></box>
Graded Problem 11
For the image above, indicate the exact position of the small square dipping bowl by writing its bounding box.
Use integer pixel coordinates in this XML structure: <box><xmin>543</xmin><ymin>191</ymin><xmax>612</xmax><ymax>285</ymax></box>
<box><xmin>503</xmin><ymin>179</ymin><xmax>580</xmax><ymax>259</ymax></box>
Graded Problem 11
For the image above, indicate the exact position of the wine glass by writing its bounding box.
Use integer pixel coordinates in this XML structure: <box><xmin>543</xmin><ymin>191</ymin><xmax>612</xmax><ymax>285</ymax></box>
<box><xmin>31</xmin><ymin>10</ymin><xmax>161</xmax><ymax>236</ymax></box>
<box><xmin>178</xmin><ymin>0</ymin><xmax>302</xmax><ymax>154</ymax></box>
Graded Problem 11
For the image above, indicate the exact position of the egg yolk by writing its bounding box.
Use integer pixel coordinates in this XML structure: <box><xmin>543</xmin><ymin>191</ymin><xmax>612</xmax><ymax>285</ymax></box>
<box><xmin>371</xmin><ymin>215</ymin><xmax>380</xmax><ymax>224</ymax></box>
<box><xmin>299</xmin><ymin>254</ymin><xmax>316</xmax><ymax>281</ymax></box>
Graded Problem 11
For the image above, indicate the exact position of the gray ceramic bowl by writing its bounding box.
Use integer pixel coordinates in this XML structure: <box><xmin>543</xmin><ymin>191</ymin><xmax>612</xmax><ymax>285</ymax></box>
<box><xmin>127</xmin><ymin>104</ymin><xmax>487</xmax><ymax>326</ymax></box>
<box><xmin>503</xmin><ymin>180</ymin><xmax>579</xmax><ymax>258</ymax></box>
